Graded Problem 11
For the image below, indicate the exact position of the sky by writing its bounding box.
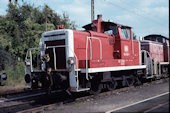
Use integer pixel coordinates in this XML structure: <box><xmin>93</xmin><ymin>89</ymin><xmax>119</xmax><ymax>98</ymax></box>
<box><xmin>0</xmin><ymin>0</ymin><xmax>169</xmax><ymax>38</ymax></box>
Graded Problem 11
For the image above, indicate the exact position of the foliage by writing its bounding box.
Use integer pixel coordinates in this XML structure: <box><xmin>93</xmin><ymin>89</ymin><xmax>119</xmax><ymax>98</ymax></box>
<box><xmin>0</xmin><ymin>2</ymin><xmax>77</xmax><ymax>86</ymax></box>
<box><xmin>0</xmin><ymin>2</ymin><xmax>76</xmax><ymax>71</ymax></box>
<box><xmin>0</xmin><ymin>42</ymin><xmax>13</xmax><ymax>70</ymax></box>
<box><xmin>2</xmin><ymin>62</ymin><xmax>25</xmax><ymax>86</ymax></box>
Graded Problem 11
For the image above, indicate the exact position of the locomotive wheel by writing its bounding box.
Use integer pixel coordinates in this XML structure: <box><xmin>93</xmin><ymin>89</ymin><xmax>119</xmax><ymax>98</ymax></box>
<box><xmin>90</xmin><ymin>77</ymin><xmax>102</xmax><ymax>95</ymax></box>
<box><xmin>134</xmin><ymin>76</ymin><xmax>142</xmax><ymax>86</ymax></box>
<box><xmin>90</xmin><ymin>82</ymin><xmax>102</xmax><ymax>95</ymax></box>
<box><xmin>107</xmin><ymin>78</ymin><xmax>117</xmax><ymax>91</ymax></box>
<box><xmin>126</xmin><ymin>75</ymin><xmax>135</xmax><ymax>87</ymax></box>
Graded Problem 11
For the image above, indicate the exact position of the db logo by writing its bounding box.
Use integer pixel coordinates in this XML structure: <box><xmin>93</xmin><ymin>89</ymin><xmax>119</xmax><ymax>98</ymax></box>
<box><xmin>124</xmin><ymin>45</ymin><xmax>128</xmax><ymax>52</ymax></box>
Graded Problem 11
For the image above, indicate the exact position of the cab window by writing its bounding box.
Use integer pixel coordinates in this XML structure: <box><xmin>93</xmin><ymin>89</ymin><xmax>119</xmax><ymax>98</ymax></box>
<box><xmin>121</xmin><ymin>28</ymin><xmax>131</xmax><ymax>39</ymax></box>
<box><xmin>144</xmin><ymin>37</ymin><xmax>151</xmax><ymax>41</ymax></box>
<box><xmin>104</xmin><ymin>25</ymin><xmax>117</xmax><ymax>35</ymax></box>
<box><xmin>162</xmin><ymin>38</ymin><xmax>165</xmax><ymax>43</ymax></box>
<box><xmin>156</xmin><ymin>37</ymin><xmax>163</xmax><ymax>43</ymax></box>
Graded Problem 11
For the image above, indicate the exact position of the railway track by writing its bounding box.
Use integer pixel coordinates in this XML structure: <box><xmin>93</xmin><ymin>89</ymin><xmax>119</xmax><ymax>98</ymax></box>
<box><xmin>0</xmin><ymin>90</ymin><xmax>63</xmax><ymax>102</ymax></box>
<box><xmin>0</xmin><ymin>90</ymin><xmax>68</xmax><ymax>113</ymax></box>
<box><xmin>0</xmin><ymin>88</ymin><xmax>42</xmax><ymax>98</ymax></box>
<box><xmin>0</xmin><ymin>77</ymin><xmax>168</xmax><ymax>113</ymax></box>
<box><xmin>0</xmin><ymin>87</ymin><xmax>25</xmax><ymax>96</ymax></box>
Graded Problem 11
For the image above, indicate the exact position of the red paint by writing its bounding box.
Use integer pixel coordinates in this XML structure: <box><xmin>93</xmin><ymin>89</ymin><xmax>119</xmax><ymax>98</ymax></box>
<box><xmin>141</xmin><ymin>41</ymin><xmax>164</xmax><ymax>62</ymax></box>
<box><xmin>142</xmin><ymin>35</ymin><xmax>169</xmax><ymax>62</ymax></box>
<box><xmin>164</xmin><ymin>38</ymin><xmax>169</xmax><ymax>62</ymax></box>
<box><xmin>57</xmin><ymin>25</ymin><xmax>64</xmax><ymax>29</ymax></box>
<box><xmin>73</xmin><ymin>18</ymin><xmax>140</xmax><ymax>69</ymax></box>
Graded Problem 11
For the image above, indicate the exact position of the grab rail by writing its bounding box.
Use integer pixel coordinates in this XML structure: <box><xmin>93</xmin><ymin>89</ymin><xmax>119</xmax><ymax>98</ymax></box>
<box><xmin>86</xmin><ymin>37</ymin><xmax>102</xmax><ymax>80</ymax></box>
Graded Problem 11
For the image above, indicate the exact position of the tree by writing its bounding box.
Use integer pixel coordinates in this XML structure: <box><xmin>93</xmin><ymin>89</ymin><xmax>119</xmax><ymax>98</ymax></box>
<box><xmin>0</xmin><ymin>3</ymin><xmax>77</xmax><ymax>69</ymax></box>
<box><xmin>9</xmin><ymin>0</ymin><xmax>24</xmax><ymax>4</ymax></box>
<box><xmin>0</xmin><ymin>43</ymin><xmax>12</xmax><ymax>70</ymax></box>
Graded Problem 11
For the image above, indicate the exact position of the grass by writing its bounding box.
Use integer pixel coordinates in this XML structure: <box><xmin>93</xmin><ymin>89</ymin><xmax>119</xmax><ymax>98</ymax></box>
<box><xmin>0</xmin><ymin>62</ymin><xmax>25</xmax><ymax>91</ymax></box>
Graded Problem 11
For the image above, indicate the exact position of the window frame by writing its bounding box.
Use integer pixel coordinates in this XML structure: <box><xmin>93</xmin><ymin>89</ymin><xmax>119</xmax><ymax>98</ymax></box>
<box><xmin>104</xmin><ymin>25</ymin><xmax>117</xmax><ymax>36</ymax></box>
<box><xmin>121</xmin><ymin>27</ymin><xmax>131</xmax><ymax>39</ymax></box>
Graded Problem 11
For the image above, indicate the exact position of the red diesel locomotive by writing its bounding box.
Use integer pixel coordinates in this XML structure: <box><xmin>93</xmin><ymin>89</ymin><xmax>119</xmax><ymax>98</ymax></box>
<box><xmin>141</xmin><ymin>34</ymin><xmax>169</xmax><ymax>79</ymax></box>
<box><xmin>24</xmin><ymin>15</ymin><xmax>169</xmax><ymax>94</ymax></box>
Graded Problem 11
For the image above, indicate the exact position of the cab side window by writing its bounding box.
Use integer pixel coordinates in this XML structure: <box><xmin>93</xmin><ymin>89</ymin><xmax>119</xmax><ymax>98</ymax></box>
<box><xmin>104</xmin><ymin>25</ymin><xmax>117</xmax><ymax>36</ymax></box>
<box><xmin>156</xmin><ymin>37</ymin><xmax>163</xmax><ymax>43</ymax></box>
<box><xmin>121</xmin><ymin>28</ymin><xmax>131</xmax><ymax>39</ymax></box>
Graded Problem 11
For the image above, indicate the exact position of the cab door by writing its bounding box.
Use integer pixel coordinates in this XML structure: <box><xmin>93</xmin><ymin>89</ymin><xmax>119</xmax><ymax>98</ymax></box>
<box><xmin>119</xmin><ymin>27</ymin><xmax>133</xmax><ymax>65</ymax></box>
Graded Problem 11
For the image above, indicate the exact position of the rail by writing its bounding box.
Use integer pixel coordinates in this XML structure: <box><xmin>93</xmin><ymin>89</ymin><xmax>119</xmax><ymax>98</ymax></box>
<box><xmin>141</xmin><ymin>50</ymin><xmax>153</xmax><ymax>76</ymax></box>
<box><xmin>25</xmin><ymin>48</ymin><xmax>41</xmax><ymax>73</ymax></box>
<box><xmin>25</xmin><ymin>45</ymin><xmax>70</xmax><ymax>73</ymax></box>
<box><xmin>86</xmin><ymin>36</ymin><xmax>102</xmax><ymax>80</ymax></box>
<box><xmin>25</xmin><ymin>45</ymin><xmax>83</xmax><ymax>92</ymax></box>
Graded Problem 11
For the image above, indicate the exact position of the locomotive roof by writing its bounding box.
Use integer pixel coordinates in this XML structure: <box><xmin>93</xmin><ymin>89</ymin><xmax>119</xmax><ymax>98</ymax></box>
<box><xmin>144</xmin><ymin>34</ymin><xmax>169</xmax><ymax>40</ymax></box>
<box><xmin>102</xmin><ymin>21</ymin><xmax>132</xmax><ymax>28</ymax></box>
<box><xmin>82</xmin><ymin>21</ymin><xmax>132</xmax><ymax>30</ymax></box>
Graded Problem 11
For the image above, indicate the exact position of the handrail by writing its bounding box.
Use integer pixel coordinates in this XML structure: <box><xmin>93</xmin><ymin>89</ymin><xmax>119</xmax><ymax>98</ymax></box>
<box><xmin>46</xmin><ymin>45</ymin><xmax>67</xmax><ymax>49</ymax></box>
<box><xmin>89</xmin><ymin>37</ymin><xmax>102</xmax><ymax>60</ymax></box>
<box><xmin>26</xmin><ymin>43</ymin><xmax>91</xmax><ymax>92</ymax></box>
<box><xmin>53</xmin><ymin>48</ymin><xmax>57</xmax><ymax>70</ymax></box>
<box><xmin>86</xmin><ymin>37</ymin><xmax>90</xmax><ymax>80</ymax></box>
<box><xmin>141</xmin><ymin>50</ymin><xmax>153</xmax><ymax>75</ymax></box>
<box><xmin>25</xmin><ymin>45</ymin><xmax>69</xmax><ymax>73</ymax></box>
<box><xmin>86</xmin><ymin>36</ymin><xmax>103</xmax><ymax>80</ymax></box>
<box><xmin>66</xmin><ymin>46</ymin><xmax>80</xmax><ymax>91</ymax></box>
<box><xmin>25</xmin><ymin>43</ymin><xmax>83</xmax><ymax>91</ymax></box>
<box><xmin>25</xmin><ymin>48</ymin><xmax>41</xmax><ymax>73</ymax></box>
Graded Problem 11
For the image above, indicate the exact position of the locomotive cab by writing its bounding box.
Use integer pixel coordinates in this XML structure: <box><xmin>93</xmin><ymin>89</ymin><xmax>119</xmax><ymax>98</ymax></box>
<box><xmin>83</xmin><ymin>15</ymin><xmax>137</xmax><ymax>61</ymax></box>
<box><xmin>140</xmin><ymin>35</ymin><xmax>169</xmax><ymax>78</ymax></box>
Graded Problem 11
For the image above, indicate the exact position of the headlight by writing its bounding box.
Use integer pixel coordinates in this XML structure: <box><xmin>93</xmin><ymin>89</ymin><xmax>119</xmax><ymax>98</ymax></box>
<box><xmin>1</xmin><ymin>73</ymin><xmax>7</xmax><ymax>80</ymax></box>
<box><xmin>67</xmin><ymin>57</ymin><xmax>75</xmax><ymax>65</ymax></box>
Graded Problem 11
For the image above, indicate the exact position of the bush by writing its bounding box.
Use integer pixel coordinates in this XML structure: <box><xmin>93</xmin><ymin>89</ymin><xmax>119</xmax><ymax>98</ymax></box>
<box><xmin>3</xmin><ymin>61</ymin><xmax>25</xmax><ymax>87</ymax></box>
<box><xmin>0</xmin><ymin>43</ymin><xmax>13</xmax><ymax>71</ymax></box>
